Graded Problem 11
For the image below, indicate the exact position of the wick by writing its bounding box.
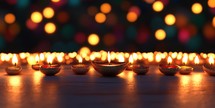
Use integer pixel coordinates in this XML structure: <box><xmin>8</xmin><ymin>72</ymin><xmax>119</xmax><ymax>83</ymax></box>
<box><xmin>48</xmin><ymin>62</ymin><xmax>51</xmax><ymax>67</ymax></box>
<box><xmin>14</xmin><ymin>63</ymin><xmax>16</xmax><ymax>66</ymax></box>
<box><xmin>36</xmin><ymin>61</ymin><xmax>39</xmax><ymax>64</ymax></box>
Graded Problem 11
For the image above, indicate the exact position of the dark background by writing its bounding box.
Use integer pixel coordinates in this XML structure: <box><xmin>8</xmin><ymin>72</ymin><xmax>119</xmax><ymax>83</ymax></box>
<box><xmin>0</xmin><ymin>0</ymin><xmax>215</xmax><ymax>53</ymax></box>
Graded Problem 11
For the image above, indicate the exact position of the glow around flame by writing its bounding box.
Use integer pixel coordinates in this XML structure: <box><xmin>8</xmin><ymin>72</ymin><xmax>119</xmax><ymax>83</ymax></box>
<box><xmin>167</xmin><ymin>56</ymin><xmax>172</xmax><ymax>64</ymax></box>
<box><xmin>78</xmin><ymin>56</ymin><xmax>83</xmax><ymax>63</ymax></box>
<box><xmin>107</xmin><ymin>51</ymin><xmax>111</xmax><ymax>63</ymax></box>
<box><xmin>35</xmin><ymin>54</ymin><xmax>39</xmax><ymax>63</ymax></box>
<box><xmin>182</xmin><ymin>55</ymin><xmax>188</xmax><ymax>65</ymax></box>
<box><xmin>12</xmin><ymin>54</ymin><xmax>18</xmax><ymax>65</ymax></box>
<box><xmin>129</xmin><ymin>55</ymin><xmax>134</xmax><ymax>64</ymax></box>
<box><xmin>194</xmin><ymin>56</ymin><xmax>200</xmax><ymax>64</ymax></box>
<box><xmin>209</xmin><ymin>56</ymin><xmax>214</xmax><ymax>65</ymax></box>
<box><xmin>118</xmin><ymin>55</ymin><xmax>125</xmax><ymax>62</ymax></box>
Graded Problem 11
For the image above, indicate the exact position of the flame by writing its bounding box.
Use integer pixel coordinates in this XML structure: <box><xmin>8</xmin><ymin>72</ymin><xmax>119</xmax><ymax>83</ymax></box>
<box><xmin>182</xmin><ymin>55</ymin><xmax>188</xmax><ymax>65</ymax></box>
<box><xmin>35</xmin><ymin>54</ymin><xmax>40</xmax><ymax>63</ymax></box>
<box><xmin>118</xmin><ymin>54</ymin><xmax>125</xmax><ymax>62</ymax></box>
<box><xmin>40</xmin><ymin>53</ymin><xmax>45</xmax><ymax>61</ymax></box>
<box><xmin>12</xmin><ymin>54</ymin><xmax>18</xmax><ymax>66</ymax></box>
<box><xmin>167</xmin><ymin>56</ymin><xmax>172</xmax><ymax>64</ymax></box>
<box><xmin>57</xmin><ymin>55</ymin><xmax>63</xmax><ymax>63</ymax></box>
<box><xmin>155</xmin><ymin>54</ymin><xmax>161</xmax><ymax>62</ymax></box>
<box><xmin>47</xmin><ymin>56</ymin><xmax>53</xmax><ymax>64</ymax></box>
<box><xmin>194</xmin><ymin>56</ymin><xmax>199</xmax><ymax>64</ymax></box>
<box><xmin>129</xmin><ymin>55</ymin><xmax>134</xmax><ymax>64</ymax></box>
<box><xmin>78</xmin><ymin>56</ymin><xmax>83</xmax><ymax>63</ymax></box>
<box><xmin>107</xmin><ymin>51</ymin><xmax>111</xmax><ymax>63</ymax></box>
<box><xmin>209</xmin><ymin>56</ymin><xmax>214</xmax><ymax>65</ymax></box>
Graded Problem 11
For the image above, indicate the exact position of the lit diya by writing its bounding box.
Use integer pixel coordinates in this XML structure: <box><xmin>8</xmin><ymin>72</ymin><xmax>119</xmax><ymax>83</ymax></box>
<box><xmin>40</xmin><ymin>56</ymin><xmax>61</xmax><ymax>76</ymax></box>
<box><xmin>5</xmin><ymin>54</ymin><xmax>22</xmax><ymax>75</ymax></box>
<box><xmin>71</xmin><ymin>56</ymin><xmax>90</xmax><ymax>75</ymax></box>
<box><xmin>179</xmin><ymin>55</ymin><xmax>193</xmax><ymax>75</ymax></box>
<box><xmin>91</xmin><ymin>51</ymin><xmax>127</xmax><ymax>77</ymax></box>
<box><xmin>32</xmin><ymin>54</ymin><xmax>42</xmax><ymax>70</ymax></box>
<box><xmin>126</xmin><ymin>55</ymin><xmax>134</xmax><ymax>70</ymax></box>
<box><xmin>159</xmin><ymin>56</ymin><xmax>180</xmax><ymax>76</ymax></box>
<box><xmin>203</xmin><ymin>56</ymin><xmax>215</xmax><ymax>76</ymax></box>
<box><xmin>132</xmin><ymin>63</ymin><xmax>149</xmax><ymax>75</ymax></box>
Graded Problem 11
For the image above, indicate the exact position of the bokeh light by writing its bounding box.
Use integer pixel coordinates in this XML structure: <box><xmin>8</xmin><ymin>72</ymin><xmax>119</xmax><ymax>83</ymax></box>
<box><xmin>212</xmin><ymin>16</ymin><xmax>215</xmax><ymax>27</ymax></box>
<box><xmin>164</xmin><ymin>14</ymin><xmax>176</xmax><ymax>25</ymax></box>
<box><xmin>152</xmin><ymin>1</ymin><xmax>164</xmax><ymax>12</ymax></box>
<box><xmin>51</xmin><ymin>0</ymin><xmax>60</xmax><ymax>3</ymax></box>
<box><xmin>26</xmin><ymin>19</ymin><xmax>38</xmax><ymax>30</ymax></box>
<box><xmin>100</xmin><ymin>3</ymin><xmax>111</xmax><ymax>14</ymax></box>
<box><xmin>191</xmin><ymin>3</ymin><xmax>203</xmax><ymax>14</ymax></box>
<box><xmin>95</xmin><ymin>13</ymin><xmax>106</xmax><ymax>23</ymax></box>
<box><xmin>43</xmin><ymin>7</ymin><xmax>55</xmax><ymax>19</ymax></box>
<box><xmin>127</xmin><ymin>12</ymin><xmax>138</xmax><ymax>22</ymax></box>
<box><xmin>44</xmin><ymin>22</ymin><xmax>56</xmax><ymax>34</ymax></box>
<box><xmin>88</xmin><ymin>34</ymin><xmax>100</xmax><ymax>46</ymax></box>
<box><xmin>31</xmin><ymin>11</ymin><xmax>43</xmax><ymax>23</ymax></box>
<box><xmin>4</xmin><ymin>13</ymin><xmax>16</xmax><ymax>24</ymax></box>
<box><xmin>208</xmin><ymin>0</ymin><xmax>215</xmax><ymax>8</ymax></box>
<box><xmin>103</xmin><ymin>33</ymin><xmax>116</xmax><ymax>46</ymax></box>
<box><xmin>155</xmin><ymin>29</ymin><xmax>166</xmax><ymax>41</ymax></box>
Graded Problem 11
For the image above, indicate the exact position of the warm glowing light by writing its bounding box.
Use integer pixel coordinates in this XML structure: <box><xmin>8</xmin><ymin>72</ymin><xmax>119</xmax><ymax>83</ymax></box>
<box><xmin>79</xmin><ymin>47</ymin><xmax>91</xmax><ymax>58</ymax></box>
<box><xmin>100</xmin><ymin>3</ymin><xmax>111</xmax><ymax>14</ymax></box>
<box><xmin>191</xmin><ymin>3</ymin><xmax>203</xmax><ymax>14</ymax></box>
<box><xmin>208</xmin><ymin>0</ymin><xmax>215</xmax><ymax>8</ymax></box>
<box><xmin>129</xmin><ymin>55</ymin><xmax>134</xmax><ymax>64</ymax></box>
<box><xmin>43</xmin><ymin>7</ymin><xmax>55</xmax><ymax>19</ymax></box>
<box><xmin>164</xmin><ymin>14</ymin><xmax>176</xmax><ymax>25</ymax></box>
<box><xmin>51</xmin><ymin>0</ymin><xmax>60</xmax><ymax>3</ymax></box>
<box><xmin>152</xmin><ymin>1</ymin><xmax>164</xmax><ymax>12</ymax></box>
<box><xmin>107</xmin><ymin>51</ymin><xmax>111</xmax><ymax>63</ymax></box>
<box><xmin>78</xmin><ymin>56</ymin><xmax>83</xmax><ymax>63</ymax></box>
<box><xmin>88</xmin><ymin>34</ymin><xmax>100</xmax><ymax>46</ymax></box>
<box><xmin>44</xmin><ymin>22</ymin><xmax>56</xmax><ymax>34</ymax></box>
<box><xmin>155</xmin><ymin>29</ymin><xmax>166</xmax><ymax>41</ymax></box>
<box><xmin>31</xmin><ymin>11</ymin><xmax>43</xmax><ymax>23</ymax></box>
<box><xmin>9</xmin><ymin>76</ymin><xmax>21</xmax><ymax>87</ymax></box>
<box><xmin>118</xmin><ymin>54</ymin><xmax>125</xmax><ymax>62</ymax></box>
<box><xmin>209</xmin><ymin>56</ymin><xmax>214</xmax><ymax>65</ymax></box>
<box><xmin>57</xmin><ymin>56</ymin><xmax>63</xmax><ymax>63</ymax></box>
<box><xmin>155</xmin><ymin>54</ymin><xmax>161</xmax><ymax>62</ymax></box>
<box><xmin>194</xmin><ymin>56</ymin><xmax>200</xmax><ymax>64</ymax></box>
<box><xmin>47</xmin><ymin>56</ymin><xmax>53</xmax><ymax>64</ymax></box>
<box><xmin>40</xmin><ymin>53</ymin><xmax>45</xmax><ymax>61</ymax></box>
<box><xmin>167</xmin><ymin>56</ymin><xmax>172</xmax><ymax>64</ymax></box>
<box><xmin>182</xmin><ymin>55</ymin><xmax>188</xmax><ymax>65</ymax></box>
<box><xmin>127</xmin><ymin>12</ymin><xmax>138</xmax><ymax>22</ymax></box>
<box><xmin>4</xmin><ymin>13</ymin><xmax>16</xmax><ymax>24</ymax></box>
<box><xmin>95</xmin><ymin>13</ymin><xmax>106</xmax><ymax>23</ymax></box>
<box><xmin>35</xmin><ymin>54</ymin><xmax>39</xmax><ymax>63</ymax></box>
<box><xmin>12</xmin><ymin>54</ymin><xmax>18</xmax><ymax>65</ymax></box>
<box><xmin>212</xmin><ymin>17</ymin><xmax>215</xmax><ymax>28</ymax></box>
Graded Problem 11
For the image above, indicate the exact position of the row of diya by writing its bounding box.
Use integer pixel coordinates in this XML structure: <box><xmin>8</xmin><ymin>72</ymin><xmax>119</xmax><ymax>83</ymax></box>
<box><xmin>4</xmin><ymin>52</ymin><xmax>215</xmax><ymax>77</ymax></box>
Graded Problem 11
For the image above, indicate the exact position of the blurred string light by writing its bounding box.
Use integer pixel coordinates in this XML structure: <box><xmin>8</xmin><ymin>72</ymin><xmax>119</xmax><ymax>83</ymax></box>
<box><xmin>95</xmin><ymin>13</ymin><xmax>106</xmax><ymax>23</ymax></box>
<box><xmin>164</xmin><ymin>14</ymin><xmax>176</xmax><ymax>26</ymax></box>
<box><xmin>44</xmin><ymin>22</ymin><xmax>56</xmax><ymax>34</ymax></box>
<box><xmin>88</xmin><ymin>34</ymin><xmax>100</xmax><ymax>46</ymax></box>
<box><xmin>191</xmin><ymin>3</ymin><xmax>203</xmax><ymax>14</ymax></box>
<box><xmin>155</xmin><ymin>29</ymin><xmax>166</xmax><ymax>41</ymax></box>
<box><xmin>127</xmin><ymin>12</ymin><xmax>138</xmax><ymax>22</ymax></box>
<box><xmin>152</xmin><ymin>1</ymin><xmax>164</xmax><ymax>12</ymax></box>
<box><xmin>100</xmin><ymin>3</ymin><xmax>111</xmax><ymax>14</ymax></box>
<box><xmin>43</xmin><ymin>7</ymin><xmax>55</xmax><ymax>19</ymax></box>
<box><xmin>31</xmin><ymin>11</ymin><xmax>43</xmax><ymax>23</ymax></box>
<box><xmin>4</xmin><ymin>13</ymin><xmax>16</xmax><ymax>24</ymax></box>
<box><xmin>51</xmin><ymin>0</ymin><xmax>60</xmax><ymax>3</ymax></box>
<box><xmin>208</xmin><ymin>0</ymin><xmax>215</xmax><ymax>8</ymax></box>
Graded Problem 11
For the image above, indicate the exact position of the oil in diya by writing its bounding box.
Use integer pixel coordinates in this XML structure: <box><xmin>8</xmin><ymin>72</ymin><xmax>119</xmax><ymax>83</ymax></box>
<box><xmin>71</xmin><ymin>56</ymin><xmax>90</xmax><ymax>75</ymax></box>
<box><xmin>32</xmin><ymin>54</ymin><xmax>42</xmax><ymax>71</ymax></box>
<box><xmin>91</xmin><ymin>51</ymin><xmax>127</xmax><ymax>77</ymax></box>
<box><xmin>5</xmin><ymin>54</ymin><xmax>22</xmax><ymax>75</ymax></box>
<box><xmin>159</xmin><ymin>56</ymin><xmax>180</xmax><ymax>76</ymax></box>
<box><xmin>40</xmin><ymin>56</ymin><xmax>61</xmax><ymax>76</ymax></box>
<box><xmin>203</xmin><ymin>56</ymin><xmax>215</xmax><ymax>76</ymax></box>
<box><xmin>179</xmin><ymin>55</ymin><xmax>193</xmax><ymax>75</ymax></box>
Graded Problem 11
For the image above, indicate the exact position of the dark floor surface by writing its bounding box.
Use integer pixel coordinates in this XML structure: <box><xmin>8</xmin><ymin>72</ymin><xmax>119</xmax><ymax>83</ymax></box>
<box><xmin>0</xmin><ymin>65</ymin><xmax>214</xmax><ymax>108</ymax></box>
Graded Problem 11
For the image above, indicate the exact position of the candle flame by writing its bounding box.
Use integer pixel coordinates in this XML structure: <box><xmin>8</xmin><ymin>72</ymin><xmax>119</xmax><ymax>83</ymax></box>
<box><xmin>12</xmin><ymin>54</ymin><xmax>18</xmax><ymax>66</ymax></box>
<box><xmin>78</xmin><ymin>56</ymin><xmax>83</xmax><ymax>63</ymax></box>
<box><xmin>155</xmin><ymin>54</ymin><xmax>161</xmax><ymax>62</ymax></box>
<box><xmin>167</xmin><ymin>56</ymin><xmax>172</xmax><ymax>64</ymax></box>
<box><xmin>129</xmin><ymin>55</ymin><xmax>134</xmax><ymax>64</ymax></box>
<box><xmin>209</xmin><ymin>56</ymin><xmax>214</xmax><ymax>65</ymax></box>
<box><xmin>182</xmin><ymin>55</ymin><xmax>188</xmax><ymax>65</ymax></box>
<box><xmin>107</xmin><ymin>51</ymin><xmax>111</xmax><ymax>64</ymax></box>
<box><xmin>47</xmin><ymin>56</ymin><xmax>53</xmax><ymax>64</ymax></box>
<box><xmin>40</xmin><ymin>53</ymin><xmax>45</xmax><ymax>61</ymax></box>
<box><xmin>57</xmin><ymin>56</ymin><xmax>63</xmax><ymax>63</ymax></box>
<box><xmin>35</xmin><ymin>54</ymin><xmax>39</xmax><ymax>63</ymax></box>
<box><xmin>194</xmin><ymin>56</ymin><xmax>199</xmax><ymax>65</ymax></box>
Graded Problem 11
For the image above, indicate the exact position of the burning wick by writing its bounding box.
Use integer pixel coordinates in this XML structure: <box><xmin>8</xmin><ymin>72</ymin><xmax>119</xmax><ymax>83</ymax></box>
<box><xmin>167</xmin><ymin>56</ymin><xmax>172</xmax><ymax>65</ymax></box>
<box><xmin>107</xmin><ymin>51</ymin><xmax>111</xmax><ymax>65</ymax></box>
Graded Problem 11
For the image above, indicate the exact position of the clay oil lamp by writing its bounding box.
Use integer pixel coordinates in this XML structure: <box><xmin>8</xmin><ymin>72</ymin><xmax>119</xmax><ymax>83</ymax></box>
<box><xmin>71</xmin><ymin>56</ymin><xmax>90</xmax><ymax>75</ymax></box>
<box><xmin>179</xmin><ymin>55</ymin><xmax>193</xmax><ymax>75</ymax></box>
<box><xmin>40</xmin><ymin>56</ymin><xmax>61</xmax><ymax>76</ymax></box>
<box><xmin>159</xmin><ymin>56</ymin><xmax>180</xmax><ymax>76</ymax></box>
<box><xmin>132</xmin><ymin>62</ymin><xmax>149</xmax><ymax>75</ymax></box>
<box><xmin>203</xmin><ymin>56</ymin><xmax>215</xmax><ymax>76</ymax></box>
<box><xmin>32</xmin><ymin>54</ymin><xmax>41</xmax><ymax>71</ymax></box>
<box><xmin>91</xmin><ymin>51</ymin><xmax>127</xmax><ymax>77</ymax></box>
<box><xmin>5</xmin><ymin>54</ymin><xmax>22</xmax><ymax>75</ymax></box>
